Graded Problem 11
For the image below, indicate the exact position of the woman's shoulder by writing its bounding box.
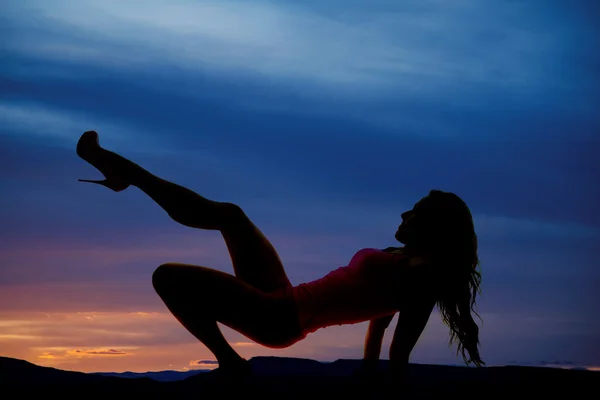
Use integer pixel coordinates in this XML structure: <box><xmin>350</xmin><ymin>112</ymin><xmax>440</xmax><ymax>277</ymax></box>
<box><xmin>356</xmin><ymin>246</ymin><xmax>405</xmax><ymax>254</ymax></box>
<box><xmin>347</xmin><ymin>248</ymin><xmax>379</xmax><ymax>267</ymax></box>
<box><xmin>350</xmin><ymin>247</ymin><xmax>407</xmax><ymax>266</ymax></box>
<box><xmin>360</xmin><ymin>247</ymin><xmax>434</xmax><ymax>273</ymax></box>
<box><xmin>354</xmin><ymin>247</ymin><xmax>395</xmax><ymax>258</ymax></box>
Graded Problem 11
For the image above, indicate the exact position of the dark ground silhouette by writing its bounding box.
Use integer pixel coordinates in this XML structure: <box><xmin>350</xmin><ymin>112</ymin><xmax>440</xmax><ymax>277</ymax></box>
<box><xmin>2</xmin><ymin>356</ymin><xmax>598</xmax><ymax>399</ymax></box>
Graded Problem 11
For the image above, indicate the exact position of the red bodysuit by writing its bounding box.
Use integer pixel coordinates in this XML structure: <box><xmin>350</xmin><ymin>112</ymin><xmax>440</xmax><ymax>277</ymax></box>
<box><xmin>291</xmin><ymin>248</ymin><xmax>407</xmax><ymax>337</ymax></box>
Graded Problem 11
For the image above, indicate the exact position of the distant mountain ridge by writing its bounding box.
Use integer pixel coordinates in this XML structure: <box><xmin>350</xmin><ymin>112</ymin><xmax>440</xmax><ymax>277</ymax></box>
<box><xmin>92</xmin><ymin>369</ymin><xmax>208</xmax><ymax>382</ymax></box>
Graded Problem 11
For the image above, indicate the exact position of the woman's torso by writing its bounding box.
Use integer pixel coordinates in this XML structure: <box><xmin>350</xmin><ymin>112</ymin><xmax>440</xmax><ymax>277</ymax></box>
<box><xmin>292</xmin><ymin>247</ymin><xmax>430</xmax><ymax>336</ymax></box>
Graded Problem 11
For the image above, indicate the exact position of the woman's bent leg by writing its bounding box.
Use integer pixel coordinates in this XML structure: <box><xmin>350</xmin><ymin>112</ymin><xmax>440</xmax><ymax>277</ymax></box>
<box><xmin>152</xmin><ymin>263</ymin><xmax>301</xmax><ymax>369</ymax></box>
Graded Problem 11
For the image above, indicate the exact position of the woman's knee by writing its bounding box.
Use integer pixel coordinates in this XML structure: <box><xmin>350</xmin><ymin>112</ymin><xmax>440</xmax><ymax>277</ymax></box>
<box><xmin>219</xmin><ymin>202</ymin><xmax>247</xmax><ymax>227</ymax></box>
<box><xmin>152</xmin><ymin>263</ymin><xmax>178</xmax><ymax>294</ymax></box>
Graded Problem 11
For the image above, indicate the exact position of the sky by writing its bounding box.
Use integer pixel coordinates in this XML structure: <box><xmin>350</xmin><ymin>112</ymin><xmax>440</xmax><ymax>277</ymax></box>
<box><xmin>1</xmin><ymin>0</ymin><xmax>599</xmax><ymax>373</ymax></box>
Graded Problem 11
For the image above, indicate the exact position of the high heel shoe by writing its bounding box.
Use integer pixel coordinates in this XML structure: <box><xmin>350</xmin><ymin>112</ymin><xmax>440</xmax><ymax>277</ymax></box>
<box><xmin>76</xmin><ymin>130</ymin><xmax>130</xmax><ymax>192</ymax></box>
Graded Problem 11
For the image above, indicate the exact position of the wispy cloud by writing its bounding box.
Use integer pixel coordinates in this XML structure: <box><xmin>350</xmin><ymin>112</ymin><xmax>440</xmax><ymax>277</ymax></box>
<box><xmin>4</xmin><ymin>0</ymin><xmax>583</xmax><ymax>96</ymax></box>
<box><xmin>38</xmin><ymin>348</ymin><xmax>133</xmax><ymax>359</ymax></box>
<box><xmin>190</xmin><ymin>359</ymin><xmax>218</xmax><ymax>365</ymax></box>
<box><xmin>474</xmin><ymin>214</ymin><xmax>600</xmax><ymax>240</ymax></box>
<box><xmin>233</xmin><ymin>342</ymin><xmax>256</xmax><ymax>347</ymax></box>
<box><xmin>0</xmin><ymin>102</ymin><xmax>181</xmax><ymax>155</ymax></box>
<box><xmin>189</xmin><ymin>359</ymin><xmax>218</xmax><ymax>369</ymax></box>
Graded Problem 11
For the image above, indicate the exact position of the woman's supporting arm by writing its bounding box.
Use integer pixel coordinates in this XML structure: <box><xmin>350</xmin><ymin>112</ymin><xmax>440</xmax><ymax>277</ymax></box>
<box><xmin>388</xmin><ymin>300</ymin><xmax>435</xmax><ymax>376</ymax></box>
<box><xmin>362</xmin><ymin>313</ymin><xmax>396</xmax><ymax>368</ymax></box>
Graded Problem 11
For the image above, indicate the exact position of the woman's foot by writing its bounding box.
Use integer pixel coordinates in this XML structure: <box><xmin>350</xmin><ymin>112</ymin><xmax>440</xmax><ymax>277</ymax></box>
<box><xmin>76</xmin><ymin>131</ymin><xmax>130</xmax><ymax>192</ymax></box>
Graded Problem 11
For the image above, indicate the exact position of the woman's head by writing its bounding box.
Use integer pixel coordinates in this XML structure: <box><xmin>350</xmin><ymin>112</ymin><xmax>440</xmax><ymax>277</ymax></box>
<box><xmin>396</xmin><ymin>189</ymin><xmax>484</xmax><ymax>366</ymax></box>
<box><xmin>395</xmin><ymin>190</ymin><xmax>476</xmax><ymax>259</ymax></box>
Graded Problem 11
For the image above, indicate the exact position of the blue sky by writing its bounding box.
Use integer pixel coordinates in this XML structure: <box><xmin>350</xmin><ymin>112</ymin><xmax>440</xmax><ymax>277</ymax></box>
<box><xmin>0</xmin><ymin>0</ymin><xmax>599</xmax><ymax>372</ymax></box>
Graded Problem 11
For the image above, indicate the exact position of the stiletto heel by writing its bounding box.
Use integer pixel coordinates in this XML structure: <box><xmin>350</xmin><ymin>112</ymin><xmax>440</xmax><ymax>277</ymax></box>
<box><xmin>78</xmin><ymin>178</ymin><xmax>129</xmax><ymax>192</ymax></box>
<box><xmin>76</xmin><ymin>130</ymin><xmax>131</xmax><ymax>192</ymax></box>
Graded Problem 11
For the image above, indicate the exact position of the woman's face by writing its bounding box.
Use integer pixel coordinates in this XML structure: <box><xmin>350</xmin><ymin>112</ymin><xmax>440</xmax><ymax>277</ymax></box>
<box><xmin>395</xmin><ymin>196</ymin><xmax>429</xmax><ymax>245</ymax></box>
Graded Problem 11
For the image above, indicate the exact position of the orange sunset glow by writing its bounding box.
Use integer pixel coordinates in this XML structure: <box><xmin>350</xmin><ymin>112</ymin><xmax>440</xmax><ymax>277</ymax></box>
<box><xmin>0</xmin><ymin>310</ymin><xmax>378</xmax><ymax>372</ymax></box>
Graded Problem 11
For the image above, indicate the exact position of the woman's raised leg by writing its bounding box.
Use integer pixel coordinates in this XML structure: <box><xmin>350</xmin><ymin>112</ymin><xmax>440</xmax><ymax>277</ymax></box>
<box><xmin>77</xmin><ymin>131</ymin><xmax>291</xmax><ymax>292</ymax></box>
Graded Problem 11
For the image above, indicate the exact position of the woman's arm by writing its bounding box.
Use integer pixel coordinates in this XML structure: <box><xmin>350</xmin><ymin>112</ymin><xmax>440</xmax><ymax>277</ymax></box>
<box><xmin>362</xmin><ymin>313</ymin><xmax>396</xmax><ymax>368</ymax></box>
<box><xmin>388</xmin><ymin>300</ymin><xmax>435</xmax><ymax>375</ymax></box>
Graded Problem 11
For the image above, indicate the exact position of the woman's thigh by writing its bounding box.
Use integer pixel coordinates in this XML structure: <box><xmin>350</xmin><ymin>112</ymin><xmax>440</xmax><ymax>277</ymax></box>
<box><xmin>220</xmin><ymin>204</ymin><xmax>291</xmax><ymax>293</ymax></box>
<box><xmin>153</xmin><ymin>262</ymin><xmax>303</xmax><ymax>348</ymax></box>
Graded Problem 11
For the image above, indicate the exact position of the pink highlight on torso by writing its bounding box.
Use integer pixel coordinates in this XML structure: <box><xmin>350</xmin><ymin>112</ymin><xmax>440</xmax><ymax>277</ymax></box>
<box><xmin>292</xmin><ymin>248</ymin><xmax>407</xmax><ymax>336</ymax></box>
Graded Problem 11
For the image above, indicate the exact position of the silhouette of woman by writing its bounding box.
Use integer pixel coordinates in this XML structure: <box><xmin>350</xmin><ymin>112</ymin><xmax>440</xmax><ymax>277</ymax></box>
<box><xmin>77</xmin><ymin>130</ymin><xmax>484</xmax><ymax>379</ymax></box>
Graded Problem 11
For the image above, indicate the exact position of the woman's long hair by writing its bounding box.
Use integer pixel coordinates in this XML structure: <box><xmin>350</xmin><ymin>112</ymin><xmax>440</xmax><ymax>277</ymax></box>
<box><xmin>416</xmin><ymin>189</ymin><xmax>484</xmax><ymax>366</ymax></box>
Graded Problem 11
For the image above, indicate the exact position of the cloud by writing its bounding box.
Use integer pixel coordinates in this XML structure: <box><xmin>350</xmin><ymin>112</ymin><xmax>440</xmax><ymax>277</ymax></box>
<box><xmin>474</xmin><ymin>213</ymin><xmax>600</xmax><ymax>240</ymax></box>
<box><xmin>69</xmin><ymin>348</ymin><xmax>130</xmax><ymax>356</ymax></box>
<box><xmin>190</xmin><ymin>359</ymin><xmax>218</xmax><ymax>366</ymax></box>
<box><xmin>38</xmin><ymin>347</ymin><xmax>133</xmax><ymax>359</ymax></box>
<box><xmin>3</xmin><ymin>0</ymin><xmax>588</xmax><ymax>98</ymax></box>
<box><xmin>233</xmin><ymin>342</ymin><xmax>256</xmax><ymax>347</ymax></box>
<box><xmin>0</xmin><ymin>311</ymin><xmax>186</xmax><ymax>347</ymax></box>
<box><xmin>3</xmin><ymin>89</ymin><xmax>597</xmax><ymax>236</ymax></box>
<box><xmin>0</xmin><ymin>102</ymin><xmax>181</xmax><ymax>155</ymax></box>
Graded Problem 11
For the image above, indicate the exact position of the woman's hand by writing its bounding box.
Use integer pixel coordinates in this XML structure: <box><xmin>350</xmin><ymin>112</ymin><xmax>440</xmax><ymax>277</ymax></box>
<box><xmin>354</xmin><ymin>359</ymin><xmax>384</xmax><ymax>383</ymax></box>
<box><xmin>386</xmin><ymin>358</ymin><xmax>409</xmax><ymax>384</ymax></box>
<box><xmin>355</xmin><ymin>359</ymin><xmax>409</xmax><ymax>386</ymax></box>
